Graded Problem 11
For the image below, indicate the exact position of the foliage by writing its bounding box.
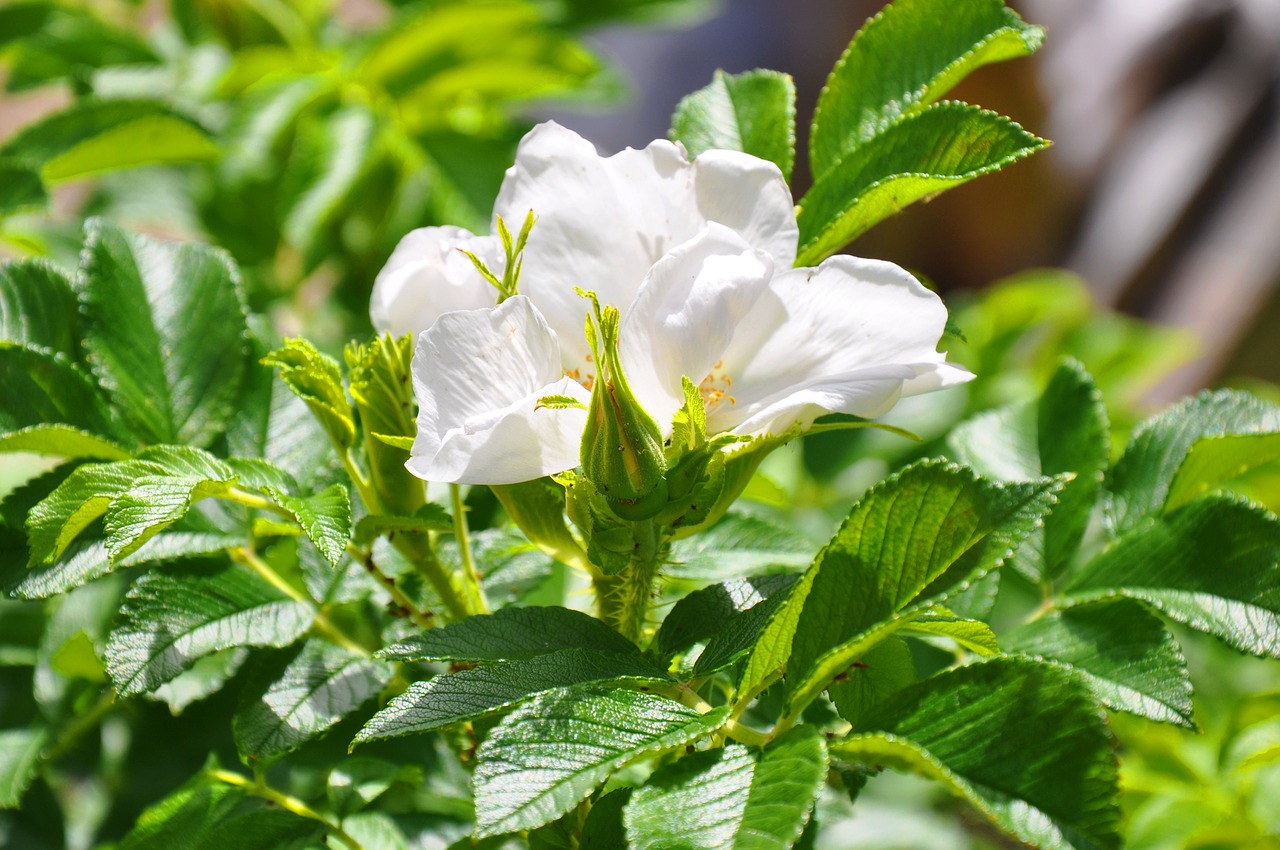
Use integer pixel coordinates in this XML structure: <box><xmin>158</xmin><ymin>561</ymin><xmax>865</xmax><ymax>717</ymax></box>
<box><xmin>1</xmin><ymin>1</ymin><xmax>1277</xmax><ymax>849</ymax></box>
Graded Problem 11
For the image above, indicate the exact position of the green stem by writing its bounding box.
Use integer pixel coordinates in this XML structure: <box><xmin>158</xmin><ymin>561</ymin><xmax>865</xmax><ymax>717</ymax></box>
<box><xmin>230</xmin><ymin>547</ymin><xmax>370</xmax><ymax>657</ymax></box>
<box><xmin>208</xmin><ymin>768</ymin><xmax>362</xmax><ymax>850</ymax></box>
<box><xmin>342</xmin><ymin>449</ymin><xmax>382</xmax><ymax>515</ymax></box>
<box><xmin>594</xmin><ymin>519</ymin><xmax>665</xmax><ymax>644</ymax></box>
<box><xmin>345</xmin><ymin>542</ymin><xmax>436</xmax><ymax>630</ymax></box>
<box><xmin>449</xmin><ymin>484</ymin><xmax>488</xmax><ymax>615</ymax></box>
<box><xmin>674</xmin><ymin>686</ymin><xmax>770</xmax><ymax>748</ymax></box>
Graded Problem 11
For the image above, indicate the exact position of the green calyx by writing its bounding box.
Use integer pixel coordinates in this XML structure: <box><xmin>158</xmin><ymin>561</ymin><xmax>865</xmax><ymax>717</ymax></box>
<box><xmin>578</xmin><ymin>291</ymin><xmax>668</xmax><ymax>521</ymax></box>
<box><xmin>462</xmin><ymin>210</ymin><xmax>535</xmax><ymax>303</ymax></box>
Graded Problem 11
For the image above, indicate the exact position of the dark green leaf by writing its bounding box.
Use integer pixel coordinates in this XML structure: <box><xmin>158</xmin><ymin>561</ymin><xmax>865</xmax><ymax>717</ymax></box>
<box><xmin>785</xmin><ymin>460</ymin><xmax>1061</xmax><ymax>714</ymax></box>
<box><xmin>827</xmin><ymin>636</ymin><xmax>914</xmax><ymax>728</ymax></box>
<box><xmin>797</xmin><ymin>104</ymin><xmax>1046</xmax><ymax>264</ymax></box>
<box><xmin>668</xmin><ymin>512</ymin><xmax>812</xmax><ymax>581</ymax></box>
<box><xmin>193</xmin><ymin>808</ymin><xmax>323</xmax><ymax>850</ymax></box>
<box><xmin>1004</xmin><ymin>599</ymin><xmax>1194</xmax><ymax>727</ymax></box>
<box><xmin>235</xmin><ymin>640</ymin><xmax>390</xmax><ymax>760</ymax></box>
<box><xmin>79</xmin><ymin>219</ymin><xmax>248</xmax><ymax>446</ymax></box>
<box><xmin>1067</xmin><ymin>495</ymin><xmax>1280</xmax><ymax>658</ymax></box>
<box><xmin>117</xmin><ymin>779</ymin><xmax>244</xmax><ymax>850</ymax></box>
<box><xmin>0</xmin><ymin>160</ymin><xmax>46</xmax><ymax>217</ymax></box>
<box><xmin>625</xmin><ymin>726</ymin><xmax>826</xmax><ymax>849</ymax></box>
<box><xmin>105</xmin><ymin>561</ymin><xmax>314</xmax><ymax>696</ymax></box>
<box><xmin>0</xmin><ymin>346</ymin><xmax>123</xmax><ymax>443</ymax></box>
<box><xmin>839</xmin><ymin>658</ymin><xmax>1120</xmax><ymax>850</ymax></box>
<box><xmin>265</xmin><ymin>483</ymin><xmax>351</xmax><ymax>566</ymax></box>
<box><xmin>2</xmin><ymin>5</ymin><xmax>155</xmax><ymax>91</ymax></box>
<box><xmin>473</xmin><ymin>687</ymin><xmax>729</xmax><ymax>836</ymax></box>
<box><xmin>672</xmin><ymin>69</ymin><xmax>796</xmax><ymax>180</ymax></box>
<box><xmin>150</xmin><ymin>648</ymin><xmax>249</xmax><ymax>716</ymax></box>
<box><xmin>0</xmin><ymin>258</ymin><xmax>78</xmax><ymax>357</ymax></box>
<box><xmin>0</xmin><ymin>100</ymin><xmax>216</xmax><ymax>183</ymax></box>
<box><xmin>950</xmin><ymin>359</ymin><xmax>1109</xmax><ymax>581</ymax></box>
<box><xmin>353</xmin><ymin>510</ymin><xmax>453</xmax><ymax>547</ymax></box>
<box><xmin>0</xmin><ymin>726</ymin><xmax>48</xmax><ymax>808</ymax></box>
<box><xmin>579</xmin><ymin>788</ymin><xmax>630</xmax><ymax>848</ymax></box>
<box><xmin>378</xmin><ymin>605</ymin><xmax>639</xmax><ymax>663</ymax></box>
<box><xmin>809</xmin><ymin>0</ymin><xmax>1043</xmax><ymax>178</ymax></box>
<box><xmin>1107</xmin><ymin>389</ymin><xmax>1280</xmax><ymax>533</ymax></box>
<box><xmin>354</xmin><ymin>649</ymin><xmax>667</xmax><ymax>743</ymax></box>
<box><xmin>693</xmin><ymin>581</ymin><xmax>797</xmax><ymax>678</ymax></box>
<box><xmin>657</xmin><ymin>573</ymin><xmax>798</xmax><ymax>657</ymax></box>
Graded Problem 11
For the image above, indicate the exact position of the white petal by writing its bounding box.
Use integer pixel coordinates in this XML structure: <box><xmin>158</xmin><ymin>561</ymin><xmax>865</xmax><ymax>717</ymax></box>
<box><xmin>711</xmin><ymin>255</ymin><xmax>973</xmax><ymax>435</ymax></box>
<box><xmin>407</xmin><ymin>296</ymin><xmax>588</xmax><ymax>484</ymax></box>
<box><xmin>619</xmin><ymin>224</ymin><xmax>773</xmax><ymax>430</ymax></box>
<box><xmin>370</xmin><ymin>226</ymin><xmax>501</xmax><ymax>337</ymax></box>
<box><xmin>493</xmin><ymin>122</ymin><xmax>798</xmax><ymax>365</ymax></box>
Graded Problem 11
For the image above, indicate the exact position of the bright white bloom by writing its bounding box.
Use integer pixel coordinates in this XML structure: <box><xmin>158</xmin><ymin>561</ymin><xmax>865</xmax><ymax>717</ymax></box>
<box><xmin>370</xmin><ymin>226</ymin><xmax>500</xmax><ymax>338</ymax></box>
<box><xmin>379</xmin><ymin>122</ymin><xmax>972</xmax><ymax>486</ymax></box>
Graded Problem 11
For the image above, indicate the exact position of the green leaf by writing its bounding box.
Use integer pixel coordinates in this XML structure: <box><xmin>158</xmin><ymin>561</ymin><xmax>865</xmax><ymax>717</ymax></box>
<box><xmin>671</xmin><ymin>69</ymin><xmax>796</xmax><ymax>180</ymax></box>
<box><xmin>262</xmin><ymin>338</ymin><xmax>355</xmax><ymax>452</ymax></box>
<box><xmin>0</xmin><ymin>346</ymin><xmax>123</xmax><ymax>442</ymax></box>
<box><xmin>837</xmin><ymin>658</ymin><xmax>1120</xmax><ymax>850</ymax></box>
<box><xmin>0</xmin><ymin>258</ymin><xmax>78</xmax><ymax>357</ymax></box>
<box><xmin>1107</xmin><ymin>389</ymin><xmax>1280</xmax><ymax>533</ymax></box>
<box><xmin>117</xmin><ymin>778</ymin><xmax>245</xmax><ymax>850</ymax></box>
<box><xmin>1</xmin><ymin>5</ymin><xmax>155</xmax><ymax>92</ymax></box>
<box><xmin>378</xmin><ymin>605</ymin><xmax>640</xmax><ymax>663</ymax></box>
<box><xmin>1165</xmin><ymin>431</ymin><xmax>1280</xmax><ymax>512</ymax></box>
<box><xmin>657</xmin><ymin>573</ymin><xmax>798</xmax><ymax>658</ymax></box>
<box><xmin>264</xmin><ymin>483</ymin><xmax>351</xmax><ymax>567</ymax></box>
<box><xmin>346</xmin><ymin>333</ymin><xmax>424</xmax><ymax>517</ymax></box>
<box><xmin>13</xmin><ymin>532</ymin><xmax>241</xmax><ymax>600</ymax></box>
<box><xmin>150</xmin><ymin>648</ymin><xmax>249</xmax><ymax>716</ymax></box>
<box><xmin>219</xmin><ymin>75</ymin><xmax>330</xmax><ymax>185</ymax></box>
<box><xmin>192</xmin><ymin>808</ymin><xmax>324</xmax><ymax>850</ymax></box>
<box><xmin>785</xmin><ymin>460</ymin><xmax>1061</xmax><ymax>714</ymax></box>
<box><xmin>809</xmin><ymin>0</ymin><xmax>1043</xmax><ymax>178</ymax></box>
<box><xmin>235</xmin><ymin>640</ymin><xmax>391</xmax><ymax>761</ymax></box>
<box><xmin>1003</xmin><ymin>599</ymin><xmax>1194</xmax><ymax>727</ymax></box>
<box><xmin>282</xmin><ymin>106</ymin><xmax>379</xmax><ymax>268</ymax></box>
<box><xmin>668</xmin><ymin>512</ymin><xmax>813</xmax><ymax>581</ymax></box>
<box><xmin>105</xmin><ymin>464</ymin><xmax>237</xmax><ymax>560</ymax></box>
<box><xmin>354</xmin><ymin>649</ymin><xmax>668</xmax><ymax>744</ymax></box>
<box><xmin>1066</xmin><ymin>495</ymin><xmax>1280</xmax><ymax>658</ymax></box>
<box><xmin>0</xmin><ymin>726</ymin><xmax>48</xmax><ymax>808</ymax></box>
<box><xmin>353</xmin><ymin>510</ymin><xmax>453</xmax><ymax>547</ymax></box>
<box><xmin>78</xmin><ymin>219</ymin><xmax>248</xmax><ymax>446</ymax></box>
<box><xmin>826</xmin><ymin>636</ymin><xmax>914</xmax><ymax>727</ymax></box>
<box><xmin>105</xmin><ymin>561</ymin><xmax>314</xmax><ymax>696</ymax></box>
<box><xmin>693</xmin><ymin>580</ymin><xmax>798</xmax><ymax>678</ymax></box>
<box><xmin>473</xmin><ymin>687</ymin><xmax>729</xmax><ymax>837</ymax></box>
<box><xmin>0</xmin><ymin>100</ymin><xmax>216</xmax><ymax>183</ymax></box>
<box><xmin>900</xmin><ymin>610</ymin><xmax>999</xmax><ymax>656</ymax></box>
<box><xmin>950</xmin><ymin>359</ymin><xmax>1109</xmax><ymax>582</ymax></box>
<box><xmin>0</xmin><ymin>160</ymin><xmax>46</xmax><ymax>217</ymax></box>
<box><xmin>797</xmin><ymin>103</ymin><xmax>1046</xmax><ymax>264</ymax></box>
<box><xmin>0</xmin><ymin>424</ymin><xmax>129</xmax><ymax>460</ymax></box>
<box><xmin>626</xmin><ymin>726</ymin><xmax>827</xmax><ymax>850</ymax></box>
<box><xmin>579</xmin><ymin>788</ymin><xmax>630</xmax><ymax>848</ymax></box>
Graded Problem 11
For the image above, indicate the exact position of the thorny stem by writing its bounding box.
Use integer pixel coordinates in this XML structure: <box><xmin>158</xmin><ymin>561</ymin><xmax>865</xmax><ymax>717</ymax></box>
<box><xmin>207</xmin><ymin>768</ymin><xmax>363</xmax><ymax>850</ymax></box>
<box><xmin>594</xmin><ymin>519</ymin><xmax>665</xmax><ymax>645</ymax></box>
<box><xmin>230</xmin><ymin>546</ymin><xmax>370</xmax><ymax>657</ymax></box>
<box><xmin>345</xmin><ymin>542</ymin><xmax>436</xmax><ymax>629</ymax></box>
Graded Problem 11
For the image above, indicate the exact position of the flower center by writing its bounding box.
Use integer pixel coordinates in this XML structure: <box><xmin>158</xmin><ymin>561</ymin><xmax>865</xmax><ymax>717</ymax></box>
<box><xmin>698</xmin><ymin>360</ymin><xmax>735</xmax><ymax>413</ymax></box>
<box><xmin>565</xmin><ymin>353</ymin><xmax>596</xmax><ymax>391</ymax></box>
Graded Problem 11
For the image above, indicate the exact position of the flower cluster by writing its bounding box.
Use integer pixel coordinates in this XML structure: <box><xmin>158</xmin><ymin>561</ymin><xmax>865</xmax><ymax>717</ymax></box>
<box><xmin>371</xmin><ymin>122</ymin><xmax>970</xmax><ymax>487</ymax></box>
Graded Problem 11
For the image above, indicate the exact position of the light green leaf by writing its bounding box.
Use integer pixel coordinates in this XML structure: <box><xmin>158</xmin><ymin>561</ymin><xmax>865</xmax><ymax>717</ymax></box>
<box><xmin>0</xmin><ymin>346</ymin><xmax>123</xmax><ymax>443</ymax></box>
<box><xmin>283</xmin><ymin>106</ymin><xmax>378</xmax><ymax>267</ymax></box>
<box><xmin>0</xmin><ymin>160</ymin><xmax>45</xmax><ymax>217</ymax></box>
<box><xmin>668</xmin><ymin>512</ymin><xmax>813</xmax><ymax>581</ymax></box>
<box><xmin>79</xmin><ymin>219</ymin><xmax>248</xmax><ymax>446</ymax></box>
<box><xmin>0</xmin><ymin>100</ymin><xmax>215</xmax><ymax>183</ymax></box>
<box><xmin>950</xmin><ymin>359</ymin><xmax>1109</xmax><ymax>582</ymax></box>
<box><xmin>657</xmin><ymin>573</ymin><xmax>798</xmax><ymax>658</ymax></box>
<box><xmin>105</xmin><ymin>471</ymin><xmax>236</xmax><ymax>560</ymax></box>
<box><xmin>105</xmin><ymin>562</ymin><xmax>314</xmax><ymax>696</ymax></box>
<box><xmin>473</xmin><ymin>687</ymin><xmax>729</xmax><ymax>837</ymax></box>
<box><xmin>1107</xmin><ymin>389</ymin><xmax>1280</xmax><ymax>533</ymax></box>
<box><xmin>626</xmin><ymin>726</ymin><xmax>827</xmax><ymax>850</ymax></box>
<box><xmin>785</xmin><ymin>460</ymin><xmax>1060</xmax><ymax>714</ymax></box>
<box><xmin>0</xmin><ymin>424</ymin><xmax>129</xmax><ymax>460</ymax></box>
<box><xmin>797</xmin><ymin>104</ymin><xmax>1046</xmax><ymax>264</ymax></box>
<box><xmin>220</xmin><ymin>75</ymin><xmax>330</xmax><ymax>185</ymax></box>
<box><xmin>353</xmin><ymin>510</ymin><xmax>454</xmax><ymax>548</ymax></box>
<box><xmin>117</xmin><ymin>779</ymin><xmax>245</xmax><ymax>850</ymax></box>
<box><xmin>378</xmin><ymin>605</ymin><xmax>639</xmax><ymax>663</ymax></box>
<box><xmin>265</xmin><ymin>483</ymin><xmax>351</xmax><ymax>566</ymax></box>
<box><xmin>809</xmin><ymin>0</ymin><xmax>1043</xmax><ymax>178</ymax></box>
<box><xmin>1165</xmin><ymin>432</ymin><xmax>1280</xmax><ymax>512</ymax></box>
<box><xmin>672</xmin><ymin>69</ymin><xmax>796</xmax><ymax>180</ymax></box>
<box><xmin>0</xmin><ymin>259</ymin><xmax>77</xmax><ymax>357</ymax></box>
<box><xmin>838</xmin><ymin>658</ymin><xmax>1120</xmax><ymax>850</ymax></box>
<box><xmin>1066</xmin><ymin>495</ymin><xmax>1280</xmax><ymax>658</ymax></box>
<box><xmin>354</xmin><ymin>649</ymin><xmax>668</xmax><ymax>744</ymax></box>
<box><xmin>235</xmin><ymin>640</ymin><xmax>391</xmax><ymax>760</ymax></box>
<box><xmin>262</xmin><ymin>338</ymin><xmax>355</xmax><ymax>452</ymax></box>
<box><xmin>0</xmin><ymin>726</ymin><xmax>48</xmax><ymax>808</ymax></box>
<box><xmin>1003</xmin><ymin>599</ymin><xmax>1194</xmax><ymax>727</ymax></box>
<box><xmin>13</xmin><ymin>532</ymin><xmax>242</xmax><ymax>600</ymax></box>
<box><xmin>900</xmin><ymin>610</ymin><xmax>999</xmax><ymax>656</ymax></box>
